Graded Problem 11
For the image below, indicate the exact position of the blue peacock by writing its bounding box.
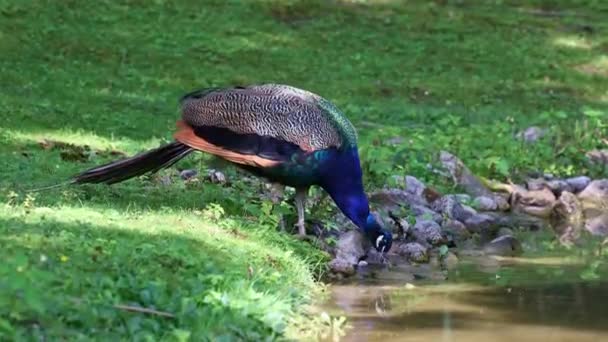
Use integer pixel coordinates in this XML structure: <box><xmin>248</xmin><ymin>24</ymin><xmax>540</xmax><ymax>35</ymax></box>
<box><xmin>72</xmin><ymin>84</ymin><xmax>393</xmax><ymax>253</ymax></box>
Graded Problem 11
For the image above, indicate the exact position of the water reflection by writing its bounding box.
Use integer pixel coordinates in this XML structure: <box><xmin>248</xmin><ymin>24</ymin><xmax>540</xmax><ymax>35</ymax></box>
<box><xmin>322</xmin><ymin>257</ymin><xmax>608</xmax><ymax>342</ymax></box>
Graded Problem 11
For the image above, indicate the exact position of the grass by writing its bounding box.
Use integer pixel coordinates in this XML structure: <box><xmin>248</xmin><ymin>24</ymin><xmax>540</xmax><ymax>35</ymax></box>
<box><xmin>1</xmin><ymin>0</ymin><xmax>608</xmax><ymax>340</ymax></box>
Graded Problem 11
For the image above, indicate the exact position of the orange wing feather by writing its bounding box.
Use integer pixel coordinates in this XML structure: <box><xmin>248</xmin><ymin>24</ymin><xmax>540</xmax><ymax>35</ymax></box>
<box><xmin>173</xmin><ymin>120</ymin><xmax>281</xmax><ymax>168</ymax></box>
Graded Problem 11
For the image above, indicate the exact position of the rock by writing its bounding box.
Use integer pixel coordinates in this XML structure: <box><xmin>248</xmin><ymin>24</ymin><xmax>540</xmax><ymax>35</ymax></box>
<box><xmin>412</xmin><ymin>220</ymin><xmax>445</xmax><ymax>246</ymax></box>
<box><xmin>586</xmin><ymin>149</ymin><xmax>608</xmax><ymax>165</ymax></box>
<box><xmin>565</xmin><ymin>176</ymin><xmax>591</xmax><ymax>193</ymax></box>
<box><xmin>405</xmin><ymin>175</ymin><xmax>426</xmax><ymax>197</ymax></box>
<box><xmin>442</xmin><ymin>219</ymin><xmax>471</xmax><ymax>242</ymax></box>
<box><xmin>511</xmin><ymin>186</ymin><xmax>556</xmax><ymax>218</ymax></box>
<box><xmin>431</xmin><ymin>195</ymin><xmax>474</xmax><ymax>222</ymax></box>
<box><xmin>328</xmin><ymin>259</ymin><xmax>356</xmax><ymax>276</ymax></box>
<box><xmin>397</xmin><ymin>242</ymin><xmax>429</xmax><ymax>263</ymax></box>
<box><xmin>333</xmin><ymin>230</ymin><xmax>367</xmax><ymax>265</ymax></box>
<box><xmin>497</xmin><ymin>227</ymin><xmax>514</xmax><ymax>237</ymax></box>
<box><xmin>483</xmin><ymin>235</ymin><xmax>523</xmax><ymax>256</ymax></box>
<box><xmin>585</xmin><ymin>214</ymin><xmax>608</xmax><ymax>236</ymax></box>
<box><xmin>411</xmin><ymin>204</ymin><xmax>442</xmax><ymax>223</ymax></box>
<box><xmin>464</xmin><ymin>213</ymin><xmax>497</xmax><ymax>234</ymax></box>
<box><xmin>550</xmin><ymin>191</ymin><xmax>584</xmax><ymax>244</ymax></box>
<box><xmin>207</xmin><ymin>169</ymin><xmax>227</xmax><ymax>184</ymax></box>
<box><xmin>179</xmin><ymin>169</ymin><xmax>198</xmax><ymax>180</ymax></box>
<box><xmin>578</xmin><ymin>179</ymin><xmax>608</xmax><ymax>215</ymax></box>
<box><xmin>516</xmin><ymin>126</ymin><xmax>546</xmax><ymax>143</ymax></box>
<box><xmin>526</xmin><ymin>178</ymin><xmax>547</xmax><ymax>191</ymax></box>
<box><xmin>439</xmin><ymin>151</ymin><xmax>494</xmax><ymax>197</ymax></box>
<box><xmin>546</xmin><ymin>179</ymin><xmax>573</xmax><ymax>196</ymax></box>
<box><xmin>441</xmin><ymin>252</ymin><xmax>459</xmax><ymax>270</ymax></box>
<box><xmin>473</xmin><ymin>196</ymin><xmax>498</xmax><ymax>211</ymax></box>
<box><xmin>369</xmin><ymin>189</ymin><xmax>428</xmax><ymax>209</ymax></box>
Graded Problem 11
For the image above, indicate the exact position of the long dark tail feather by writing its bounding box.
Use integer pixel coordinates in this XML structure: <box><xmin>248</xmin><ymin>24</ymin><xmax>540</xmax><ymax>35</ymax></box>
<box><xmin>70</xmin><ymin>141</ymin><xmax>193</xmax><ymax>185</ymax></box>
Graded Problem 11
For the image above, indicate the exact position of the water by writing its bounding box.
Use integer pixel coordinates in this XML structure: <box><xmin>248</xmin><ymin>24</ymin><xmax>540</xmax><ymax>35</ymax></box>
<box><xmin>320</xmin><ymin>256</ymin><xmax>608</xmax><ymax>342</ymax></box>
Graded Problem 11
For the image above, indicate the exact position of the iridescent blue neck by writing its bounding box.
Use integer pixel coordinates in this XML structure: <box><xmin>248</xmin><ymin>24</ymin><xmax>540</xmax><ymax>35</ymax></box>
<box><xmin>319</xmin><ymin>147</ymin><xmax>378</xmax><ymax>236</ymax></box>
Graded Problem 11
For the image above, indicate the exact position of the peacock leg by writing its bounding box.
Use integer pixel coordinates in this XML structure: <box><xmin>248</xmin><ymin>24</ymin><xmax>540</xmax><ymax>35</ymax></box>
<box><xmin>295</xmin><ymin>187</ymin><xmax>309</xmax><ymax>236</ymax></box>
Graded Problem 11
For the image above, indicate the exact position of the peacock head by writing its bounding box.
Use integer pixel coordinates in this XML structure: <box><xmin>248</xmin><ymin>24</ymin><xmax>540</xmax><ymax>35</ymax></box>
<box><xmin>365</xmin><ymin>214</ymin><xmax>393</xmax><ymax>253</ymax></box>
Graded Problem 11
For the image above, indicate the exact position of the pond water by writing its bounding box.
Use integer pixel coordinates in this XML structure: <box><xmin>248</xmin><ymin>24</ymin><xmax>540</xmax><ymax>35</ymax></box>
<box><xmin>320</xmin><ymin>256</ymin><xmax>608</xmax><ymax>342</ymax></box>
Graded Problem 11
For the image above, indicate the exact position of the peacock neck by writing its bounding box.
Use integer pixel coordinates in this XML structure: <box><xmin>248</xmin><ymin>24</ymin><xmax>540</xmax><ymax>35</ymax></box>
<box><xmin>320</xmin><ymin>148</ymin><xmax>371</xmax><ymax>229</ymax></box>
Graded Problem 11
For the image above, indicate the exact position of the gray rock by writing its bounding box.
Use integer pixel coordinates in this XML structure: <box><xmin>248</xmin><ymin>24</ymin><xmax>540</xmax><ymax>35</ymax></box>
<box><xmin>328</xmin><ymin>259</ymin><xmax>356</xmax><ymax>276</ymax></box>
<box><xmin>412</xmin><ymin>220</ymin><xmax>445</xmax><ymax>245</ymax></box>
<box><xmin>585</xmin><ymin>214</ymin><xmax>608</xmax><ymax>236</ymax></box>
<box><xmin>516</xmin><ymin>126</ymin><xmax>546</xmax><ymax>143</ymax></box>
<box><xmin>431</xmin><ymin>195</ymin><xmax>475</xmax><ymax>222</ymax></box>
<box><xmin>411</xmin><ymin>204</ymin><xmax>442</xmax><ymax>223</ymax></box>
<box><xmin>483</xmin><ymin>235</ymin><xmax>523</xmax><ymax>256</ymax></box>
<box><xmin>473</xmin><ymin>196</ymin><xmax>498</xmax><ymax>211</ymax></box>
<box><xmin>464</xmin><ymin>213</ymin><xmax>497</xmax><ymax>234</ymax></box>
<box><xmin>397</xmin><ymin>242</ymin><xmax>429</xmax><ymax>263</ymax></box>
<box><xmin>546</xmin><ymin>179</ymin><xmax>573</xmax><ymax>195</ymax></box>
<box><xmin>333</xmin><ymin>230</ymin><xmax>367</xmax><ymax>265</ymax></box>
<box><xmin>405</xmin><ymin>175</ymin><xmax>426</xmax><ymax>197</ymax></box>
<box><xmin>442</xmin><ymin>219</ymin><xmax>471</xmax><ymax>242</ymax></box>
<box><xmin>179</xmin><ymin>169</ymin><xmax>198</xmax><ymax>180</ymax></box>
<box><xmin>207</xmin><ymin>169</ymin><xmax>227</xmax><ymax>184</ymax></box>
<box><xmin>439</xmin><ymin>151</ymin><xmax>494</xmax><ymax>197</ymax></box>
<box><xmin>526</xmin><ymin>178</ymin><xmax>547</xmax><ymax>191</ymax></box>
<box><xmin>368</xmin><ymin>189</ymin><xmax>428</xmax><ymax>209</ymax></box>
<box><xmin>565</xmin><ymin>176</ymin><xmax>591</xmax><ymax>193</ymax></box>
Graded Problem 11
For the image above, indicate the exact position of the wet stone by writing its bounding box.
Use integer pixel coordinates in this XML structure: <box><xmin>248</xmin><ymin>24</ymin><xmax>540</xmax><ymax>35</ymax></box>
<box><xmin>483</xmin><ymin>235</ymin><xmax>523</xmax><ymax>257</ymax></box>
<box><xmin>396</xmin><ymin>242</ymin><xmax>428</xmax><ymax>263</ymax></box>
<box><xmin>585</xmin><ymin>214</ymin><xmax>608</xmax><ymax>236</ymax></box>
<box><xmin>412</xmin><ymin>220</ymin><xmax>444</xmax><ymax>246</ymax></box>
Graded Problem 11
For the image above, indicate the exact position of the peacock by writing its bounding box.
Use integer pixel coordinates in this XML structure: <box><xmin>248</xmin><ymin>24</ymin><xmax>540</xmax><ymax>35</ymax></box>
<box><xmin>71</xmin><ymin>84</ymin><xmax>393</xmax><ymax>253</ymax></box>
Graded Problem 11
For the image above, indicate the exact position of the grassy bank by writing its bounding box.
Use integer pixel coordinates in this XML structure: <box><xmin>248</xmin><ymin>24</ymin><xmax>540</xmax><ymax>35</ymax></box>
<box><xmin>1</xmin><ymin>0</ymin><xmax>607</xmax><ymax>340</ymax></box>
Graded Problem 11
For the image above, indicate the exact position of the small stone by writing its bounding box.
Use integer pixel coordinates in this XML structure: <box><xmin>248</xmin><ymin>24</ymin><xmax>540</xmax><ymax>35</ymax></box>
<box><xmin>565</xmin><ymin>176</ymin><xmax>591</xmax><ymax>193</ymax></box>
<box><xmin>207</xmin><ymin>169</ymin><xmax>227</xmax><ymax>184</ymax></box>
<box><xmin>334</xmin><ymin>230</ymin><xmax>367</xmax><ymax>265</ymax></box>
<box><xmin>585</xmin><ymin>214</ymin><xmax>608</xmax><ymax>236</ymax></box>
<box><xmin>512</xmin><ymin>186</ymin><xmax>556</xmax><ymax>218</ymax></box>
<box><xmin>516</xmin><ymin>126</ymin><xmax>546</xmax><ymax>143</ymax></box>
<box><xmin>546</xmin><ymin>179</ymin><xmax>573</xmax><ymax>196</ymax></box>
<box><xmin>412</xmin><ymin>220</ymin><xmax>445</xmax><ymax>245</ymax></box>
<box><xmin>454</xmin><ymin>194</ymin><xmax>472</xmax><ymax>203</ymax></box>
<box><xmin>464</xmin><ymin>213</ymin><xmax>497</xmax><ymax>234</ymax></box>
<box><xmin>497</xmin><ymin>227</ymin><xmax>514</xmax><ymax>237</ymax></box>
<box><xmin>397</xmin><ymin>242</ymin><xmax>429</xmax><ymax>263</ymax></box>
<box><xmin>473</xmin><ymin>196</ymin><xmax>498</xmax><ymax>211</ymax></box>
<box><xmin>159</xmin><ymin>175</ymin><xmax>172</xmax><ymax>186</ymax></box>
<box><xmin>483</xmin><ymin>235</ymin><xmax>523</xmax><ymax>256</ymax></box>
<box><xmin>431</xmin><ymin>195</ymin><xmax>475</xmax><ymax>222</ymax></box>
<box><xmin>526</xmin><ymin>178</ymin><xmax>547</xmax><ymax>191</ymax></box>
<box><xmin>442</xmin><ymin>219</ymin><xmax>471</xmax><ymax>242</ymax></box>
<box><xmin>411</xmin><ymin>204</ymin><xmax>442</xmax><ymax>223</ymax></box>
<box><xmin>329</xmin><ymin>258</ymin><xmax>356</xmax><ymax>276</ymax></box>
<box><xmin>357</xmin><ymin>260</ymin><xmax>369</xmax><ymax>267</ymax></box>
<box><xmin>405</xmin><ymin>175</ymin><xmax>426</xmax><ymax>197</ymax></box>
<box><xmin>179</xmin><ymin>169</ymin><xmax>198</xmax><ymax>180</ymax></box>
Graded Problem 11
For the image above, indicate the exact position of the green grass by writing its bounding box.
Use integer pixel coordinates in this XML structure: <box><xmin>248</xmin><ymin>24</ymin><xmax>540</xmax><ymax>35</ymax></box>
<box><xmin>1</xmin><ymin>0</ymin><xmax>608</xmax><ymax>340</ymax></box>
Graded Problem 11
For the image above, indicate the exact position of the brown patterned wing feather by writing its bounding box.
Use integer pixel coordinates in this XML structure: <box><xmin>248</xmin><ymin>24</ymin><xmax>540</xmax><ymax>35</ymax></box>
<box><xmin>179</xmin><ymin>84</ymin><xmax>344</xmax><ymax>152</ymax></box>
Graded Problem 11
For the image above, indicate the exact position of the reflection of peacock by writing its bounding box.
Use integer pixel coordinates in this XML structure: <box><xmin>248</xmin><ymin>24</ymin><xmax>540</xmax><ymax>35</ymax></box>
<box><xmin>71</xmin><ymin>84</ymin><xmax>393</xmax><ymax>253</ymax></box>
